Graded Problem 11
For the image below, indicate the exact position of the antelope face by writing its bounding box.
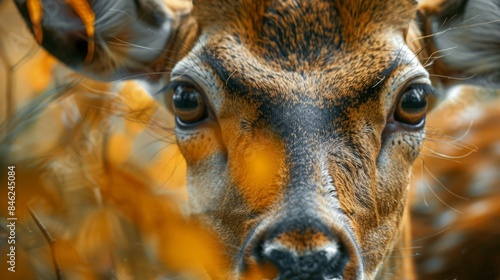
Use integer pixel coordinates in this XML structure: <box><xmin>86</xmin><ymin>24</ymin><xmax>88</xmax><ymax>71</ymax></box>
<box><xmin>168</xmin><ymin>0</ymin><xmax>432</xmax><ymax>278</ymax></box>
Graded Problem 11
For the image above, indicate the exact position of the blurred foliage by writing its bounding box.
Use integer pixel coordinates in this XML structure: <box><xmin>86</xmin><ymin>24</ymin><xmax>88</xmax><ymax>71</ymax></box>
<box><xmin>410</xmin><ymin>86</ymin><xmax>500</xmax><ymax>280</ymax></box>
<box><xmin>0</xmin><ymin>1</ymin><xmax>229</xmax><ymax>279</ymax></box>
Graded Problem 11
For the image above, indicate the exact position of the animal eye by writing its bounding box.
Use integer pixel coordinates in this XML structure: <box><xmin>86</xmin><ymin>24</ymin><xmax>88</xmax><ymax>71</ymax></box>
<box><xmin>394</xmin><ymin>84</ymin><xmax>430</xmax><ymax>125</ymax></box>
<box><xmin>172</xmin><ymin>83</ymin><xmax>208</xmax><ymax>126</ymax></box>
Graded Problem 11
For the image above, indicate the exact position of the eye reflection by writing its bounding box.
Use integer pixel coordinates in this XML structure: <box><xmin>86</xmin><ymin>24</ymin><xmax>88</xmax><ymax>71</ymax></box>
<box><xmin>394</xmin><ymin>85</ymin><xmax>429</xmax><ymax>125</ymax></box>
<box><xmin>172</xmin><ymin>83</ymin><xmax>208</xmax><ymax>125</ymax></box>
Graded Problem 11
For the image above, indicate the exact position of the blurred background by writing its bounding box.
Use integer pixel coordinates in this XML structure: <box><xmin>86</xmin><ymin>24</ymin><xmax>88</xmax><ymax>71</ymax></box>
<box><xmin>0</xmin><ymin>0</ymin><xmax>499</xmax><ymax>279</ymax></box>
<box><xmin>0</xmin><ymin>1</ymin><xmax>227</xmax><ymax>279</ymax></box>
<box><xmin>410</xmin><ymin>85</ymin><xmax>500</xmax><ymax>279</ymax></box>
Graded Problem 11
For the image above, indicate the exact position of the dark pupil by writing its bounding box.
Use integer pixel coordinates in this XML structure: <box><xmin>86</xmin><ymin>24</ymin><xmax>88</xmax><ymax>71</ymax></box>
<box><xmin>173</xmin><ymin>86</ymin><xmax>200</xmax><ymax>111</ymax></box>
<box><xmin>401</xmin><ymin>87</ymin><xmax>427</xmax><ymax>111</ymax></box>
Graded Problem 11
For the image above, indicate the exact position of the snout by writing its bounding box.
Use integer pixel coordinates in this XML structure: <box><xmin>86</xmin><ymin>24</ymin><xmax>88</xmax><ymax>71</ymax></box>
<box><xmin>239</xmin><ymin>216</ymin><xmax>363</xmax><ymax>280</ymax></box>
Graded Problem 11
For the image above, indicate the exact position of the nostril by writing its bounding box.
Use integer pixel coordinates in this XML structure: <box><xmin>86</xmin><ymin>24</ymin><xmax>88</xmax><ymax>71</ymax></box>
<box><xmin>301</xmin><ymin>254</ymin><xmax>320</xmax><ymax>273</ymax></box>
<box><xmin>266</xmin><ymin>249</ymin><xmax>295</xmax><ymax>270</ymax></box>
<box><xmin>260</xmin><ymin>244</ymin><xmax>348</xmax><ymax>280</ymax></box>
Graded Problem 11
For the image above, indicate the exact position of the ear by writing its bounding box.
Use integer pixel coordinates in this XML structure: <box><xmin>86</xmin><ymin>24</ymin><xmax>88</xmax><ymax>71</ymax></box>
<box><xmin>14</xmin><ymin>0</ymin><xmax>196</xmax><ymax>82</ymax></box>
<box><xmin>413</xmin><ymin>0</ymin><xmax>500</xmax><ymax>88</ymax></box>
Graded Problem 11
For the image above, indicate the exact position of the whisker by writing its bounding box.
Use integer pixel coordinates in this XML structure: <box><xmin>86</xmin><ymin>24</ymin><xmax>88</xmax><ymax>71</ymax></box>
<box><xmin>429</xmin><ymin>73</ymin><xmax>478</xmax><ymax>81</ymax></box>
<box><xmin>119</xmin><ymin>71</ymin><xmax>174</xmax><ymax>80</ymax></box>
<box><xmin>421</xmin><ymin>145</ymin><xmax>475</xmax><ymax>160</ymax></box>
<box><xmin>423</xmin><ymin>172</ymin><xmax>462</xmax><ymax>214</ymax></box>
<box><xmin>425</xmin><ymin>123</ymin><xmax>477</xmax><ymax>147</ymax></box>
<box><xmin>423</xmin><ymin>164</ymin><xmax>469</xmax><ymax>201</ymax></box>
<box><xmin>421</xmin><ymin>46</ymin><xmax>457</xmax><ymax>68</ymax></box>
<box><xmin>411</xmin><ymin>225</ymin><xmax>454</xmax><ymax>243</ymax></box>
<box><xmin>416</xmin><ymin>157</ymin><xmax>429</xmax><ymax>207</ymax></box>
<box><xmin>108</xmin><ymin>35</ymin><xmax>164</xmax><ymax>54</ymax></box>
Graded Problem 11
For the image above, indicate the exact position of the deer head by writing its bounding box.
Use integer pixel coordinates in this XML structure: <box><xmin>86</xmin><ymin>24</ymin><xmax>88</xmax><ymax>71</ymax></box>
<box><xmin>13</xmin><ymin>0</ymin><xmax>500</xmax><ymax>278</ymax></box>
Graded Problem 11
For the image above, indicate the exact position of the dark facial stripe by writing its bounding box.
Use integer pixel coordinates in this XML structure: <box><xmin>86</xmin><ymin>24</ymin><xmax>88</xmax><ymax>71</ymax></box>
<box><xmin>200</xmin><ymin>49</ymin><xmax>401</xmax><ymax>204</ymax></box>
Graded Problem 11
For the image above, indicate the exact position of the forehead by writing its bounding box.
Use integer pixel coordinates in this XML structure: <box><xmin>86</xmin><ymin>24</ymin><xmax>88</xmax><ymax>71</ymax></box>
<box><xmin>198</xmin><ymin>36</ymin><xmax>400</xmax><ymax>103</ymax></box>
<box><xmin>181</xmin><ymin>0</ymin><xmax>420</xmax><ymax>103</ymax></box>
<box><xmin>194</xmin><ymin>0</ymin><xmax>417</xmax><ymax>50</ymax></box>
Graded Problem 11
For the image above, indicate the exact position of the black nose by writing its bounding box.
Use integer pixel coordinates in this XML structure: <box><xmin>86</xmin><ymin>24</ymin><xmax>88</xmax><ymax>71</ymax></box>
<box><xmin>240</xmin><ymin>215</ymin><xmax>360</xmax><ymax>280</ymax></box>
<box><xmin>260</xmin><ymin>244</ymin><xmax>348</xmax><ymax>280</ymax></box>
